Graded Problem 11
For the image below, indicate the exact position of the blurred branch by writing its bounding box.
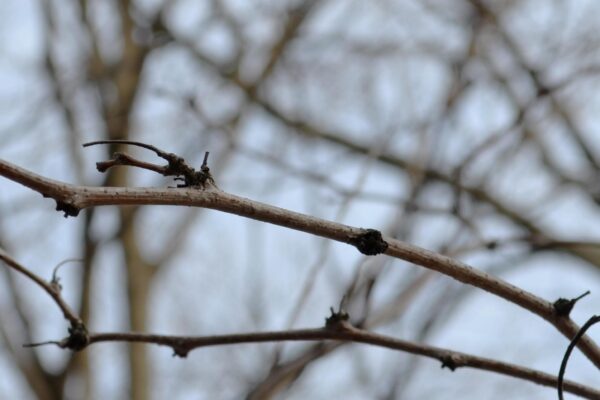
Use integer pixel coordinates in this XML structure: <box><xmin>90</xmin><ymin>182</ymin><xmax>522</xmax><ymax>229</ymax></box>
<box><xmin>2</xmin><ymin>157</ymin><xmax>600</xmax><ymax>368</ymax></box>
<box><xmin>245</xmin><ymin>0</ymin><xmax>318</xmax><ymax>93</ymax></box>
<box><xmin>0</xmin><ymin>266</ymin><xmax>64</xmax><ymax>400</ymax></box>
<box><xmin>246</xmin><ymin>342</ymin><xmax>336</xmax><ymax>399</ymax></box>
<box><xmin>237</xmin><ymin>145</ymin><xmax>402</xmax><ymax>204</ymax></box>
<box><xmin>279</xmin><ymin>125</ymin><xmax>396</xmax><ymax>335</ymax></box>
<box><xmin>40</xmin><ymin>0</ymin><xmax>86</xmax><ymax>183</ymax></box>
<box><xmin>237</xmin><ymin>89</ymin><xmax>600</xmax><ymax>272</ymax></box>
<box><xmin>470</xmin><ymin>0</ymin><xmax>600</xmax><ymax>171</ymax></box>
<box><xmin>171</xmin><ymin>19</ymin><xmax>600</xmax><ymax>272</ymax></box>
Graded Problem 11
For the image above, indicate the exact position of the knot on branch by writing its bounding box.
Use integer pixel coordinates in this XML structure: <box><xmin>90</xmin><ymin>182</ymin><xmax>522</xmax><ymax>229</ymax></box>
<box><xmin>65</xmin><ymin>322</ymin><xmax>90</xmax><ymax>351</ymax></box>
<box><xmin>172</xmin><ymin>341</ymin><xmax>190</xmax><ymax>358</ymax></box>
<box><xmin>440</xmin><ymin>354</ymin><xmax>459</xmax><ymax>371</ymax></box>
<box><xmin>325</xmin><ymin>306</ymin><xmax>351</xmax><ymax>331</ymax></box>
<box><xmin>553</xmin><ymin>290</ymin><xmax>590</xmax><ymax>317</ymax></box>
<box><xmin>350</xmin><ymin>229</ymin><xmax>388</xmax><ymax>255</ymax></box>
<box><xmin>55</xmin><ymin>200</ymin><xmax>80</xmax><ymax>218</ymax></box>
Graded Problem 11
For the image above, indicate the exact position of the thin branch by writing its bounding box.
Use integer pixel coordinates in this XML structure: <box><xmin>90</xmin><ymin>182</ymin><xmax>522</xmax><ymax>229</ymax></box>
<box><xmin>0</xmin><ymin>261</ymin><xmax>62</xmax><ymax>400</ymax></box>
<box><xmin>51</xmin><ymin>258</ymin><xmax>83</xmax><ymax>291</ymax></box>
<box><xmin>1</xmin><ymin>158</ymin><xmax>600</xmax><ymax>368</ymax></box>
<box><xmin>247</xmin><ymin>0</ymin><xmax>318</xmax><ymax>93</ymax></box>
<box><xmin>470</xmin><ymin>0</ymin><xmax>600</xmax><ymax>171</ymax></box>
<box><xmin>72</xmin><ymin>322</ymin><xmax>600</xmax><ymax>399</ymax></box>
<box><xmin>0</xmin><ymin>248</ymin><xmax>81</xmax><ymax>326</ymax></box>
<box><xmin>83</xmin><ymin>140</ymin><xmax>168</xmax><ymax>155</ymax></box>
<box><xmin>558</xmin><ymin>315</ymin><xmax>600</xmax><ymax>400</ymax></box>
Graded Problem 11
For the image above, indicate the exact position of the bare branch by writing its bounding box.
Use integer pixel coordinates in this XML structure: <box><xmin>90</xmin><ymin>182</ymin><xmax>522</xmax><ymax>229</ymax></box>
<box><xmin>79</xmin><ymin>322</ymin><xmax>600</xmax><ymax>399</ymax></box>
<box><xmin>0</xmin><ymin>248</ymin><xmax>82</xmax><ymax>327</ymax></box>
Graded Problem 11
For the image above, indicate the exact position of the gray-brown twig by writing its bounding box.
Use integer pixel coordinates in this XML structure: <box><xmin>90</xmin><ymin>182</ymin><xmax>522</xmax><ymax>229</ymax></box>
<box><xmin>34</xmin><ymin>317</ymin><xmax>600</xmax><ymax>399</ymax></box>
<box><xmin>0</xmin><ymin>248</ymin><xmax>81</xmax><ymax>327</ymax></box>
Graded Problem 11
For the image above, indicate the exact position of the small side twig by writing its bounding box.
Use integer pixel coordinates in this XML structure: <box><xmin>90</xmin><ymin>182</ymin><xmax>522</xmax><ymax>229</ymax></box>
<box><xmin>23</xmin><ymin>340</ymin><xmax>64</xmax><ymax>348</ymax></box>
<box><xmin>51</xmin><ymin>258</ymin><xmax>83</xmax><ymax>291</ymax></box>
<box><xmin>554</xmin><ymin>291</ymin><xmax>591</xmax><ymax>317</ymax></box>
<box><xmin>83</xmin><ymin>140</ymin><xmax>214</xmax><ymax>188</ymax></box>
<box><xmin>23</xmin><ymin>321</ymin><xmax>90</xmax><ymax>351</ymax></box>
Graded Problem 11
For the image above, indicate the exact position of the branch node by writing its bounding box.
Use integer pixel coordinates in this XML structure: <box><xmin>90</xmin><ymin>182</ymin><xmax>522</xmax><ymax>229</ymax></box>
<box><xmin>325</xmin><ymin>306</ymin><xmax>351</xmax><ymax>331</ymax></box>
<box><xmin>553</xmin><ymin>290</ymin><xmax>591</xmax><ymax>317</ymax></box>
<box><xmin>55</xmin><ymin>200</ymin><xmax>80</xmax><ymax>218</ymax></box>
<box><xmin>440</xmin><ymin>354</ymin><xmax>459</xmax><ymax>371</ymax></box>
<box><xmin>486</xmin><ymin>240</ymin><xmax>498</xmax><ymax>250</ymax></box>
<box><xmin>350</xmin><ymin>229</ymin><xmax>388</xmax><ymax>255</ymax></box>
<box><xmin>65</xmin><ymin>322</ymin><xmax>90</xmax><ymax>351</ymax></box>
<box><xmin>172</xmin><ymin>341</ymin><xmax>190</xmax><ymax>358</ymax></box>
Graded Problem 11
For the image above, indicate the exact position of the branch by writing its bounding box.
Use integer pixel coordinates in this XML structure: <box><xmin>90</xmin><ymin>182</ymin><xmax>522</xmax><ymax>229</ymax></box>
<box><xmin>0</xmin><ymin>248</ymin><xmax>81</xmax><ymax>327</ymax></box>
<box><xmin>1</xmin><ymin>158</ymin><xmax>600</xmax><ymax>368</ymax></box>
<box><xmin>53</xmin><ymin>319</ymin><xmax>600</xmax><ymax>399</ymax></box>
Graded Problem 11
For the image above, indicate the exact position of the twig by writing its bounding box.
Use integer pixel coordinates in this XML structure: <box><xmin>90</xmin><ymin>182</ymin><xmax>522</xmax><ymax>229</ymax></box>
<box><xmin>51</xmin><ymin>258</ymin><xmax>83</xmax><ymax>291</ymax></box>
<box><xmin>554</xmin><ymin>291</ymin><xmax>591</xmax><ymax>317</ymax></box>
<box><xmin>55</xmin><ymin>322</ymin><xmax>595</xmax><ymax>399</ymax></box>
<box><xmin>83</xmin><ymin>140</ymin><xmax>171</xmax><ymax>157</ymax></box>
<box><xmin>0</xmin><ymin>248</ymin><xmax>81</xmax><ymax>327</ymax></box>
<box><xmin>82</xmin><ymin>140</ymin><xmax>214</xmax><ymax>188</ymax></box>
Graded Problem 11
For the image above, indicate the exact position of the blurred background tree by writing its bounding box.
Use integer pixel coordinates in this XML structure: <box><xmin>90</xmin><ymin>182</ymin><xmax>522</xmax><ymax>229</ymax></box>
<box><xmin>0</xmin><ymin>0</ymin><xmax>599</xmax><ymax>399</ymax></box>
